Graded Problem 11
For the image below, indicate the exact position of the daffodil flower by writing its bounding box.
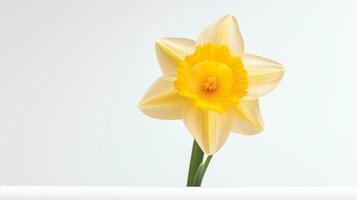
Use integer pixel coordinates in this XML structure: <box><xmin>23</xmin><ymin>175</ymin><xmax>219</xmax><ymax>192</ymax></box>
<box><xmin>139</xmin><ymin>15</ymin><xmax>284</xmax><ymax>186</ymax></box>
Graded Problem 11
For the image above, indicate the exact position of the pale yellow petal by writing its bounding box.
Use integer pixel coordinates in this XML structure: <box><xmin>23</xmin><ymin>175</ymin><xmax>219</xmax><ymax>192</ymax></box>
<box><xmin>182</xmin><ymin>103</ymin><xmax>234</xmax><ymax>155</ymax></box>
<box><xmin>155</xmin><ymin>38</ymin><xmax>196</xmax><ymax>74</ymax></box>
<box><xmin>243</xmin><ymin>54</ymin><xmax>284</xmax><ymax>100</ymax></box>
<box><xmin>139</xmin><ymin>74</ymin><xmax>186</xmax><ymax>120</ymax></box>
<box><xmin>232</xmin><ymin>99</ymin><xmax>264</xmax><ymax>135</ymax></box>
<box><xmin>197</xmin><ymin>15</ymin><xmax>244</xmax><ymax>56</ymax></box>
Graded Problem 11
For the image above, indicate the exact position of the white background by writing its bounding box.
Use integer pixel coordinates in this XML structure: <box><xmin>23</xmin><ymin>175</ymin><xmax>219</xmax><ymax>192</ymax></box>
<box><xmin>0</xmin><ymin>0</ymin><xmax>356</xmax><ymax>186</ymax></box>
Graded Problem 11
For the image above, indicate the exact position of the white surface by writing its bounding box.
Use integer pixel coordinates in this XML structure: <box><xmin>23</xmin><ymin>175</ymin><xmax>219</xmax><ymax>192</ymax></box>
<box><xmin>1</xmin><ymin>0</ymin><xmax>357</xmax><ymax>186</ymax></box>
<box><xmin>1</xmin><ymin>187</ymin><xmax>357</xmax><ymax>200</ymax></box>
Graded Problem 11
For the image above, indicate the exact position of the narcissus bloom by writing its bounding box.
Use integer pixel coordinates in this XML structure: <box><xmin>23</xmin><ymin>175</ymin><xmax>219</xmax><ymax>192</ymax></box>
<box><xmin>139</xmin><ymin>15</ymin><xmax>284</xmax><ymax>155</ymax></box>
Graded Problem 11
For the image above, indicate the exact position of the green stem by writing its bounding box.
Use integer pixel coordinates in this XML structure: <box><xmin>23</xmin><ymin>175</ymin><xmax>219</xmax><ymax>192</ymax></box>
<box><xmin>186</xmin><ymin>141</ymin><xmax>204</xmax><ymax>186</ymax></box>
<box><xmin>186</xmin><ymin>140</ymin><xmax>213</xmax><ymax>187</ymax></box>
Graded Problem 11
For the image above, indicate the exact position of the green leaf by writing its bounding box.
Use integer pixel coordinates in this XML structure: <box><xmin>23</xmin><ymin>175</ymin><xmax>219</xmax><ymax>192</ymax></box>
<box><xmin>192</xmin><ymin>155</ymin><xmax>213</xmax><ymax>186</ymax></box>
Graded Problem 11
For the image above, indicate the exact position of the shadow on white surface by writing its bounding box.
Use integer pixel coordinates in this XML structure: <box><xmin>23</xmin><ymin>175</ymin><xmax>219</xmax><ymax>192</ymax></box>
<box><xmin>1</xmin><ymin>186</ymin><xmax>357</xmax><ymax>200</ymax></box>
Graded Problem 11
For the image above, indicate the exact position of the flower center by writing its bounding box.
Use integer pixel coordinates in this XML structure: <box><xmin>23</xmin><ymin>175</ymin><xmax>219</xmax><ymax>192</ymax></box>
<box><xmin>174</xmin><ymin>43</ymin><xmax>248</xmax><ymax>113</ymax></box>
<box><xmin>202</xmin><ymin>76</ymin><xmax>217</xmax><ymax>91</ymax></box>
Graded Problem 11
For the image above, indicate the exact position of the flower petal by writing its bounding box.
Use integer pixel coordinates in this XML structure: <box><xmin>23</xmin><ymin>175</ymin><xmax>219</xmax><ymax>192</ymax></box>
<box><xmin>182</xmin><ymin>103</ymin><xmax>234</xmax><ymax>155</ymax></box>
<box><xmin>155</xmin><ymin>38</ymin><xmax>196</xmax><ymax>74</ymax></box>
<box><xmin>243</xmin><ymin>54</ymin><xmax>284</xmax><ymax>100</ymax></box>
<box><xmin>232</xmin><ymin>99</ymin><xmax>264</xmax><ymax>135</ymax></box>
<box><xmin>197</xmin><ymin>15</ymin><xmax>244</xmax><ymax>56</ymax></box>
<box><xmin>139</xmin><ymin>74</ymin><xmax>186</xmax><ymax>120</ymax></box>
